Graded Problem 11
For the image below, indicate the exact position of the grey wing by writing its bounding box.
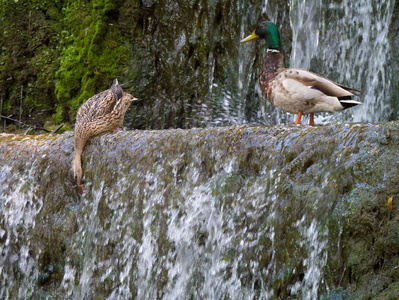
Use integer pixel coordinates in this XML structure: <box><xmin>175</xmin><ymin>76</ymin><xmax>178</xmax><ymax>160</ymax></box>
<box><xmin>284</xmin><ymin>69</ymin><xmax>356</xmax><ymax>97</ymax></box>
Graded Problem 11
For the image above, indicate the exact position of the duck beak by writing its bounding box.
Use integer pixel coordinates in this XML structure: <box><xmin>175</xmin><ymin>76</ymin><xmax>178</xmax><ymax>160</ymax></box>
<box><xmin>240</xmin><ymin>31</ymin><xmax>259</xmax><ymax>43</ymax></box>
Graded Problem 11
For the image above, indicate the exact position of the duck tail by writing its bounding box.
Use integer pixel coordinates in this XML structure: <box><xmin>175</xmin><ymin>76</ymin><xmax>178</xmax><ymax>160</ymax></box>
<box><xmin>336</xmin><ymin>84</ymin><xmax>362</xmax><ymax>109</ymax></box>
<box><xmin>112</xmin><ymin>78</ymin><xmax>133</xmax><ymax>87</ymax></box>
<box><xmin>111</xmin><ymin>79</ymin><xmax>123</xmax><ymax>100</ymax></box>
<box><xmin>119</xmin><ymin>80</ymin><xmax>133</xmax><ymax>87</ymax></box>
<box><xmin>337</xmin><ymin>84</ymin><xmax>362</xmax><ymax>96</ymax></box>
<box><xmin>338</xmin><ymin>96</ymin><xmax>362</xmax><ymax>109</ymax></box>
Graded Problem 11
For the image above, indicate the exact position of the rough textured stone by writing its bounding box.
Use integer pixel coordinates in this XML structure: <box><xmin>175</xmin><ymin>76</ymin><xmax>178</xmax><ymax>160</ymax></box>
<box><xmin>1</xmin><ymin>123</ymin><xmax>399</xmax><ymax>298</ymax></box>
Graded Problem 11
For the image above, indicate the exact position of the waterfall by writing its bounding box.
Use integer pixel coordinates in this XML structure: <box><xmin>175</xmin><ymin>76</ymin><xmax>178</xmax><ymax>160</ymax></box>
<box><xmin>289</xmin><ymin>0</ymin><xmax>395</xmax><ymax>124</ymax></box>
<box><xmin>1</xmin><ymin>122</ymin><xmax>398</xmax><ymax>298</ymax></box>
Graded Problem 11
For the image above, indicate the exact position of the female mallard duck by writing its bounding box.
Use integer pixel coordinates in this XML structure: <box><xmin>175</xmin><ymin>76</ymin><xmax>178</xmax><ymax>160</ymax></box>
<box><xmin>72</xmin><ymin>80</ymin><xmax>137</xmax><ymax>193</ymax></box>
<box><xmin>241</xmin><ymin>21</ymin><xmax>361</xmax><ymax>125</ymax></box>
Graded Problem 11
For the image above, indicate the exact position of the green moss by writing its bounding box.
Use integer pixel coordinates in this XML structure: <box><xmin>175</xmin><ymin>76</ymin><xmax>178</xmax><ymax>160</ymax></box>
<box><xmin>0</xmin><ymin>0</ymin><xmax>136</xmax><ymax>129</ymax></box>
<box><xmin>54</xmin><ymin>0</ymin><xmax>130</xmax><ymax>122</ymax></box>
<box><xmin>2</xmin><ymin>0</ymin><xmax>283</xmax><ymax>130</ymax></box>
<box><xmin>0</xmin><ymin>0</ymin><xmax>63</xmax><ymax>128</ymax></box>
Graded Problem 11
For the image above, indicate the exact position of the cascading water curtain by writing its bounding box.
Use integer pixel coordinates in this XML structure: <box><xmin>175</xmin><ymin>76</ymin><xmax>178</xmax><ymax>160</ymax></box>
<box><xmin>289</xmin><ymin>0</ymin><xmax>395</xmax><ymax>123</ymax></box>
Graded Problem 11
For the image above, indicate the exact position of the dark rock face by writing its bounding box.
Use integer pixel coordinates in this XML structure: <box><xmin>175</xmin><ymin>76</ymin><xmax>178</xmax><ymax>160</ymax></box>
<box><xmin>0</xmin><ymin>0</ymin><xmax>291</xmax><ymax>130</ymax></box>
<box><xmin>1</xmin><ymin>123</ymin><xmax>398</xmax><ymax>298</ymax></box>
<box><xmin>389</xmin><ymin>0</ymin><xmax>399</xmax><ymax>121</ymax></box>
<box><xmin>1</xmin><ymin>0</ymin><xmax>398</xmax><ymax>130</ymax></box>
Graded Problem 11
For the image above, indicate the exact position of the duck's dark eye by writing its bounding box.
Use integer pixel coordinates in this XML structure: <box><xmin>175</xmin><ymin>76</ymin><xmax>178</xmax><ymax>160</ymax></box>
<box><xmin>258</xmin><ymin>24</ymin><xmax>266</xmax><ymax>29</ymax></box>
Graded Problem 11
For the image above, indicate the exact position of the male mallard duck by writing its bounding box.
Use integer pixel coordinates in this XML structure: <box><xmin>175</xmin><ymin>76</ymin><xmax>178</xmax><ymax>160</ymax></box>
<box><xmin>241</xmin><ymin>21</ymin><xmax>361</xmax><ymax>125</ymax></box>
<box><xmin>72</xmin><ymin>80</ymin><xmax>137</xmax><ymax>193</ymax></box>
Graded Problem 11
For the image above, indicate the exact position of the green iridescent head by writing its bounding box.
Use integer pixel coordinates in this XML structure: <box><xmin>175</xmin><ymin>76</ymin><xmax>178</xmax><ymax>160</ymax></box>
<box><xmin>240</xmin><ymin>21</ymin><xmax>281</xmax><ymax>50</ymax></box>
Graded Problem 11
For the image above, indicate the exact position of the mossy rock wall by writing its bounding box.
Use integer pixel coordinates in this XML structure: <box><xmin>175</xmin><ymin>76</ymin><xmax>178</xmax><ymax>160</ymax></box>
<box><xmin>2</xmin><ymin>0</ymin><xmax>398</xmax><ymax>129</ymax></box>
<box><xmin>0</xmin><ymin>123</ymin><xmax>399</xmax><ymax>298</ymax></box>
<box><xmin>0</xmin><ymin>0</ymin><xmax>292</xmax><ymax>130</ymax></box>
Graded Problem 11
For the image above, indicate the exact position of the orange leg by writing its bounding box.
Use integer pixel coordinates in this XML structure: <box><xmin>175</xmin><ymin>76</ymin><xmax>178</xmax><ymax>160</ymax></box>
<box><xmin>295</xmin><ymin>111</ymin><xmax>303</xmax><ymax>125</ymax></box>
<box><xmin>309</xmin><ymin>113</ymin><xmax>315</xmax><ymax>126</ymax></box>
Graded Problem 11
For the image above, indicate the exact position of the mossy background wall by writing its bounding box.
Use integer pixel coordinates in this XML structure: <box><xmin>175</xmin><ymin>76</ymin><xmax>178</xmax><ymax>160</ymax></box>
<box><xmin>54</xmin><ymin>0</ymin><xmax>130</xmax><ymax>123</ymax></box>
<box><xmin>1</xmin><ymin>0</ymin><xmax>399</xmax><ymax>129</ymax></box>
<box><xmin>0</xmin><ymin>0</ymin><xmax>292</xmax><ymax>130</ymax></box>
<box><xmin>0</xmin><ymin>0</ymin><xmax>62</xmax><ymax>126</ymax></box>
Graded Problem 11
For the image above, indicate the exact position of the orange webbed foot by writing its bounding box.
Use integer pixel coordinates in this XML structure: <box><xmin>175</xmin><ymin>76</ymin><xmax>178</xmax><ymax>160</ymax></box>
<box><xmin>295</xmin><ymin>111</ymin><xmax>303</xmax><ymax>125</ymax></box>
<box><xmin>309</xmin><ymin>113</ymin><xmax>315</xmax><ymax>126</ymax></box>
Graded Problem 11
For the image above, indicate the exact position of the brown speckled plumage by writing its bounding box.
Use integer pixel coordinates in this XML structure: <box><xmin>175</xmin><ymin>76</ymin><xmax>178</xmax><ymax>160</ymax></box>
<box><xmin>259</xmin><ymin>51</ymin><xmax>285</xmax><ymax>105</ymax></box>
<box><xmin>72</xmin><ymin>82</ymin><xmax>137</xmax><ymax>193</ymax></box>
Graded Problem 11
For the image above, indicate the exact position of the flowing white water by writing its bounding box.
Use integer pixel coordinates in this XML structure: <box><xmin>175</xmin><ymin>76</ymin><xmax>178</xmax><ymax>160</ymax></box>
<box><xmin>202</xmin><ymin>0</ymin><xmax>395</xmax><ymax>126</ymax></box>
<box><xmin>0</xmin><ymin>127</ymin><xmax>339</xmax><ymax>299</ymax></box>
<box><xmin>0</xmin><ymin>165</ymin><xmax>44</xmax><ymax>299</ymax></box>
<box><xmin>288</xmin><ymin>218</ymin><xmax>328</xmax><ymax>299</ymax></box>
<box><xmin>289</xmin><ymin>0</ymin><xmax>395</xmax><ymax>124</ymax></box>
<box><xmin>3</xmin><ymin>120</ymin><xmax>395</xmax><ymax>298</ymax></box>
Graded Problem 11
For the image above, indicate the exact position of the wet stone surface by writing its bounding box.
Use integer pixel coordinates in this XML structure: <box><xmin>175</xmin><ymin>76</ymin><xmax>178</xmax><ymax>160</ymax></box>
<box><xmin>0</xmin><ymin>122</ymin><xmax>399</xmax><ymax>298</ymax></box>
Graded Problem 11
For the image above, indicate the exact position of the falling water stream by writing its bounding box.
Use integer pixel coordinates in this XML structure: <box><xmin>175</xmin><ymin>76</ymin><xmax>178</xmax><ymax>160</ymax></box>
<box><xmin>245</xmin><ymin>0</ymin><xmax>396</xmax><ymax>125</ymax></box>
<box><xmin>3</xmin><ymin>121</ymin><xmax>397</xmax><ymax>299</ymax></box>
<box><xmin>289</xmin><ymin>0</ymin><xmax>395</xmax><ymax>124</ymax></box>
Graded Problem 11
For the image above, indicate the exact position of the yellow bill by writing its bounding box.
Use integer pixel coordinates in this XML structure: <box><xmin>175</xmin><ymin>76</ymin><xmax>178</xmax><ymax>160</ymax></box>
<box><xmin>240</xmin><ymin>31</ymin><xmax>259</xmax><ymax>43</ymax></box>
